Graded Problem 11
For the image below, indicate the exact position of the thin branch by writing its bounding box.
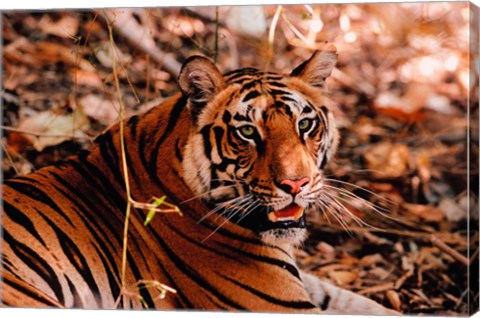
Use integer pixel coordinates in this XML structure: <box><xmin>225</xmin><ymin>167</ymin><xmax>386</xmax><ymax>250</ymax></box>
<box><xmin>430</xmin><ymin>235</ymin><xmax>469</xmax><ymax>266</ymax></box>
<box><xmin>1</xmin><ymin>125</ymin><xmax>93</xmax><ymax>141</ymax></box>
<box><xmin>213</xmin><ymin>7</ymin><xmax>219</xmax><ymax>63</ymax></box>
<box><xmin>103</xmin><ymin>9</ymin><xmax>182</xmax><ymax>77</ymax></box>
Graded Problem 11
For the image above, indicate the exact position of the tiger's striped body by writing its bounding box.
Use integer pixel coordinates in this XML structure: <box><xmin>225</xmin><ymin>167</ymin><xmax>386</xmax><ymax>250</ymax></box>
<box><xmin>1</xmin><ymin>49</ymin><xmax>398</xmax><ymax>314</ymax></box>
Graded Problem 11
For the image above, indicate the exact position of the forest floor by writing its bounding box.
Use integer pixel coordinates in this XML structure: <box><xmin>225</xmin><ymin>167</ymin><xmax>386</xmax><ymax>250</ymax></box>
<box><xmin>2</xmin><ymin>4</ymin><xmax>478</xmax><ymax>315</ymax></box>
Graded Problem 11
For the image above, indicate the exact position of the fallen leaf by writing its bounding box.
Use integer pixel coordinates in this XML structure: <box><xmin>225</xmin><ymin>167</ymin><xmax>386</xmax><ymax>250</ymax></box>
<box><xmin>226</xmin><ymin>6</ymin><xmax>267</xmax><ymax>38</ymax></box>
<box><xmin>17</xmin><ymin>110</ymin><xmax>90</xmax><ymax>151</ymax></box>
<box><xmin>69</xmin><ymin>69</ymin><xmax>104</xmax><ymax>88</ymax></box>
<box><xmin>79</xmin><ymin>94</ymin><xmax>120</xmax><ymax>125</ymax></box>
<box><xmin>386</xmin><ymin>290</ymin><xmax>402</xmax><ymax>311</ymax></box>
<box><xmin>403</xmin><ymin>203</ymin><xmax>444</xmax><ymax>222</ymax></box>
<box><xmin>438</xmin><ymin>198</ymin><xmax>466</xmax><ymax>222</ymax></box>
<box><xmin>364</xmin><ymin>142</ymin><xmax>410</xmax><ymax>179</ymax></box>
<box><xmin>316</xmin><ymin>241</ymin><xmax>336</xmax><ymax>258</ymax></box>
<box><xmin>360</xmin><ymin>253</ymin><xmax>386</xmax><ymax>266</ymax></box>
<box><xmin>38</xmin><ymin>13</ymin><xmax>79</xmax><ymax>39</ymax></box>
<box><xmin>328</xmin><ymin>270</ymin><xmax>358</xmax><ymax>286</ymax></box>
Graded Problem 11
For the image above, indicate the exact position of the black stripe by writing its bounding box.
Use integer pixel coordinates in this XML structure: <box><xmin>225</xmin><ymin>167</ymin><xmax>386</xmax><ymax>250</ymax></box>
<box><xmin>302</xmin><ymin>105</ymin><xmax>313</xmax><ymax>114</ymax></box>
<box><xmin>71</xmin><ymin>157</ymin><xmax>127</xmax><ymax>212</ymax></box>
<box><xmin>98</xmin><ymin>130</ymin><xmax>124</xmax><ymax>187</ymax></box>
<box><xmin>267</xmin><ymin>81</ymin><xmax>288</xmax><ymax>89</ymax></box>
<box><xmin>149</xmin><ymin>95</ymin><xmax>188</xmax><ymax>185</ymax></box>
<box><xmin>175</xmin><ymin>139</ymin><xmax>183</xmax><ymax>162</ymax></box>
<box><xmin>138</xmin><ymin>128</ymin><xmax>149</xmax><ymax>179</ymax></box>
<box><xmin>47</xmin><ymin>171</ymin><xmax>123</xmax><ymax>246</ymax></box>
<box><xmin>222</xmin><ymin>110</ymin><xmax>232</xmax><ymax>124</ymax></box>
<box><xmin>279</xmin><ymin>96</ymin><xmax>297</xmax><ymax>103</ymax></box>
<box><xmin>127</xmin><ymin>115</ymin><xmax>140</xmax><ymax>138</ymax></box>
<box><xmin>200</xmin><ymin>124</ymin><xmax>213</xmax><ymax>160</ymax></box>
<box><xmin>233</xmin><ymin>113</ymin><xmax>251</xmax><ymax>122</ymax></box>
<box><xmin>65</xmin><ymin>275</ymin><xmax>84</xmax><ymax>307</ymax></box>
<box><xmin>320</xmin><ymin>294</ymin><xmax>331</xmax><ymax>310</ymax></box>
<box><xmin>269</xmin><ymin>89</ymin><xmax>290</xmax><ymax>96</ymax></box>
<box><xmin>220</xmin><ymin>274</ymin><xmax>316</xmax><ymax>309</ymax></box>
<box><xmin>39</xmin><ymin>214</ymin><xmax>101</xmax><ymax>308</ymax></box>
<box><xmin>241</xmin><ymin>80</ymin><xmax>258</xmax><ymax>91</ymax></box>
<box><xmin>164</xmin><ymin>221</ymin><xmax>248</xmax><ymax>266</ymax></box>
<box><xmin>3</xmin><ymin>230</ymin><xmax>65</xmax><ymax>304</ymax></box>
<box><xmin>204</xmin><ymin>293</ymin><xmax>230</xmax><ymax>310</ymax></box>
<box><xmin>242</xmin><ymin>90</ymin><xmax>261</xmax><ymax>102</ymax></box>
<box><xmin>319</xmin><ymin>155</ymin><xmax>328</xmax><ymax>170</ymax></box>
<box><xmin>149</xmin><ymin>228</ymin><xmax>245</xmax><ymax>309</ymax></box>
<box><xmin>149</xmin><ymin>254</ymin><xmax>193</xmax><ymax>308</ymax></box>
<box><xmin>274</xmin><ymin>101</ymin><xmax>293</xmax><ymax>118</ymax></box>
<box><xmin>2</xmin><ymin>200</ymin><xmax>48</xmax><ymax>247</ymax></box>
<box><xmin>224</xmin><ymin>68</ymin><xmax>260</xmax><ymax>82</ymax></box>
<box><xmin>62</xmin><ymin>161</ymin><xmax>150</xmax><ymax>308</ymax></box>
<box><xmin>91</xmin><ymin>243</ymin><xmax>121</xmax><ymax>306</ymax></box>
<box><xmin>4</xmin><ymin>180</ymin><xmax>75</xmax><ymax>228</ymax></box>
<box><xmin>2</xmin><ymin>274</ymin><xmax>61</xmax><ymax>307</ymax></box>
<box><xmin>216</xmin><ymin>242</ymin><xmax>300</xmax><ymax>279</ymax></box>
<box><xmin>213</xmin><ymin>126</ymin><xmax>224</xmax><ymax>159</ymax></box>
<box><xmin>47</xmin><ymin>172</ymin><xmax>123</xmax><ymax>299</ymax></box>
<box><xmin>308</xmin><ymin>119</ymin><xmax>321</xmax><ymax>140</ymax></box>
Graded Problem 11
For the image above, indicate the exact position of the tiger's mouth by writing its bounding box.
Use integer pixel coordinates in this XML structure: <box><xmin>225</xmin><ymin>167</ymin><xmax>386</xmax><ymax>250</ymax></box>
<box><xmin>218</xmin><ymin>202</ymin><xmax>307</xmax><ymax>233</ymax></box>
<box><xmin>267</xmin><ymin>204</ymin><xmax>305</xmax><ymax>223</ymax></box>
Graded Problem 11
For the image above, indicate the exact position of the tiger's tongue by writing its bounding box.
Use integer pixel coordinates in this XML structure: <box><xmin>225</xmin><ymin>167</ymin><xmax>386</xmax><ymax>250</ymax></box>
<box><xmin>268</xmin><ymin>204</ymin><xmax>304</xmax><ymax>223</ymax></box>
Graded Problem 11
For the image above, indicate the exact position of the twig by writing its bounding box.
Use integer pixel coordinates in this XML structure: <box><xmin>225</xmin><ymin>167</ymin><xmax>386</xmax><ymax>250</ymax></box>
<box><xmin>1</xmin><ymin>140</ymin><xmax>19</xmax><ymax>175</ymax></box>
<box><xmin>268</xmin><ymin>6</ymin><xmax>282</xmax><ymax>49</ymax></box>
<box><xmin>106</xmin><ymin>14</ymin><xmax>132</xmax><ymax>296</ymax></box>
<box><xmin>280</xmin><ymin>11</ymin><xmax>309</xmax><ymax>44</ymax></box>
<box><xmin>105</xmin><ymin>12</ymin><xmax>178</xmax><ymax>307</ymax></box>
<box><xmin>102</xmin><ymin>9</ymin><xmax>182</xmax><ymax>77</ymax></box>
<box><xmin>213</xmin><ymin>7</ymin><xmax>219</xmax><ymax>63</ymax></box>
<box><xmin>430</xmin><ymin>234</ymin><xmax>469</xmax><ymax>266</ymax></box>
<box><xmin>1</xmin><ymin>125</ymin><xmax>93</xmax><ymax>141</ymax></box>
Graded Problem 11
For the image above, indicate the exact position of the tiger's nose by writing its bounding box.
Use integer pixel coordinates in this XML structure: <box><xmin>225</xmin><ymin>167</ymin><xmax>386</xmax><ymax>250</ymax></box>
<box><xmin>278</xmin><ymin>177</ymin><xmax>311</xmax><ymax>195</ymax></box>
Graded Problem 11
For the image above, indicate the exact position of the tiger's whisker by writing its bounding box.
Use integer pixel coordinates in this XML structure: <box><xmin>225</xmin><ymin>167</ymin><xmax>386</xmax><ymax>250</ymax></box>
<box><xmin>181</xmin><ymin>184</ymin><xmax>239</xmax><ymax>204</ymax></box>
<box><xmin>322</xmin><ymin>191</ymin><xmax>381</xmax><ymax>231</ymax></box>
<box><xmin>324</xmin><ymin>178</ymin><xmax>400</xmax><ymax>208</ymax></box>
<box><xmin>322</xmin><ymin>184</ymin><xmax>398</xmax><ymax>221</ymax></box>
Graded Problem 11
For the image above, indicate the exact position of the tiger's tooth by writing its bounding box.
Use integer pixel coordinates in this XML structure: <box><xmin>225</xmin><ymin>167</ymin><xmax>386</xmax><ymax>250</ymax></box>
<box><xmin>268</xmin><ymin>212</ymin><xmax>279</xmax><ymax>222</ymax></box>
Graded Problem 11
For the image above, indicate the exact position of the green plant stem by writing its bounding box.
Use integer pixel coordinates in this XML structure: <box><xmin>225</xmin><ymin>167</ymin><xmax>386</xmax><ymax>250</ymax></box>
<box><xmin>214</xmin><ymin>7</ymin><xmax>219</xmax><ymax>63</ymax></box>
<box><xmin>106</xmin><ymin>15</ymin><xmax>131</xmax><ymax>292</ymax></box>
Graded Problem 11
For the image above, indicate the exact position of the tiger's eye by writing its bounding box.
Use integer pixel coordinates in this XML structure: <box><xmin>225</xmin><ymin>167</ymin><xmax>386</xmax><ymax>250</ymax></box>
<box><xmin>298</xmin><ymin>118</ymin><xmax>312</xmax><ymax>131</ymax></box>
<box><xmin>239</xmin><ymin>125</ymin><xmax>256</xmax><ymax>138</ymax></box>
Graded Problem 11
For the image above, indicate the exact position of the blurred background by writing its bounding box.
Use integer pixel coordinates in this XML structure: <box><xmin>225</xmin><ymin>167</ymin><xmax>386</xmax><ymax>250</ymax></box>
<box><xmin>1</xmin><ymin>3</ymin><xmax>479</xmax><ymax>314</ymax></box>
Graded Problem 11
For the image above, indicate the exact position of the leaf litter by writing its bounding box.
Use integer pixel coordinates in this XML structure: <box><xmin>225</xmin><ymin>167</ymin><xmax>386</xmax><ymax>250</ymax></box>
<box><xmin>1</xmin><ymin>4</ymin><xmax>477</xmax><ymax>314</ymax></box>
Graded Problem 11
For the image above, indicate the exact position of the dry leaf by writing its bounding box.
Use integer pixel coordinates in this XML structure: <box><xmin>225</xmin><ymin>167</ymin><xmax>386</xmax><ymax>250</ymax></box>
<box><xmin>17</xmin><ymin>110</ymin><xmax>90</xmax><ymax>151</ymax></box>
<box><xmin>386</xmin><ymin>290</ymin><xmax>402</xmax><ymax>311</ymax></box>
<box><xmin>438</xmin><ymin>198</ymin><xmax>466</xmax><ymax>222</ymax></box>
<box><xmin>79</xmin><ymin>95</ymin><xmax>120</xmax><ymax>125</ymax></box>
<box><xmin>403</xmin><ymin>203</ymin><xmax>444</xmax><ymax>223</ymax></box>
<box><xmin>328</xmin><ymin>270</ymin><xmax>358</xmax><ymax>286</ymax></box>
<box><xmin>226</xmin><ymin>6</ymin><xmax>267</xmax><ymax>38</ymax></box>
<box><xmin>38</xmin><ymin>14</ymin><xmax>79</xmax><ymax>39</ymax></box>
<box><xmin>316</xmin><ymin>241</ymin><xmax>336</xmax><ymax>258</ymax></box>
<box><xmin>360</xmin><ymin>253</ymin><xmax>385</xmax><ymax>266</ymax></box>
<box><xmin>364</xmin><ymin>142</ymin><xmax>410</xmax><ymax>179</ymax></box>
<box><xmin>69</xmin><ymin>69</ymin><xmax>104</xmax><ymax>88</ymax></box>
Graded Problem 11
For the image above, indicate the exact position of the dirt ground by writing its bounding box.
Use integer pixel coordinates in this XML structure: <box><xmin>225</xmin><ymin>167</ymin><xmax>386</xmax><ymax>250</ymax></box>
<box><xmin>2</xmin><ymin>4</ymin><xmax>479</xmax><ymax>314</ymax></box>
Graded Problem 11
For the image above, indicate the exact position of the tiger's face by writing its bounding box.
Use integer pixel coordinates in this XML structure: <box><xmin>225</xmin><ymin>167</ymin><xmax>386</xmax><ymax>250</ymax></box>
<box><xmin>179</xmin><ymin>48</ymin><xmax>338</xmax><ymax>245</ymax></box>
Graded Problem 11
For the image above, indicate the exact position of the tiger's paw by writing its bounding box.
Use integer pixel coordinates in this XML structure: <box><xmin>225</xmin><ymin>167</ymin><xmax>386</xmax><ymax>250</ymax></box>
<box><xmin>300</xmin><ymin>271</ymin><xmax>401</xmax><ymax>315</ymax></box>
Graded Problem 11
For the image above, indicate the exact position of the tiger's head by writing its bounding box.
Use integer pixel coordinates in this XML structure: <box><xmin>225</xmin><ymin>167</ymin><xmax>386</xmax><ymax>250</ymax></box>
<box><xmin>179</xmin><ymin>48</ymin><xmax>339</xmax><ymax>246</ymax></box>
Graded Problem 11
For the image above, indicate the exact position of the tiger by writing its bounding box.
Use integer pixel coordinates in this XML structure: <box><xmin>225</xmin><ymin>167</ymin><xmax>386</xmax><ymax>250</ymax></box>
<box><xmin>1</xmin><ymin>46</ymin><xmax>399</xmax><ymax>314</ymax></box>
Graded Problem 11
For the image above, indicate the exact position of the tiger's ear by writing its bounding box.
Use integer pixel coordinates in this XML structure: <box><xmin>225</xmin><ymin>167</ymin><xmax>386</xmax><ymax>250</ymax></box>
<box><xmin>178</xmin><ymin>56</ymin><xmax>225</xmax><ymax>106</ymax></box>
<box><xmin>290</xmin><ymin>45</ymin><xmax>337</xmax><ymax>88</ymax></box>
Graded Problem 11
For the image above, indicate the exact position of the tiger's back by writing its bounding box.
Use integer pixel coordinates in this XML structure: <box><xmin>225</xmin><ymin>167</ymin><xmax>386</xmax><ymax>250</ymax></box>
<box><xmin>1</xmin><ymin>49</ymin><xmax>398</xmax><ymax>315</ymax></box>
<box><xmin>2</xmin><ymin>93</ymin><xmax>319</xmax><ymax>311</ymax></box>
